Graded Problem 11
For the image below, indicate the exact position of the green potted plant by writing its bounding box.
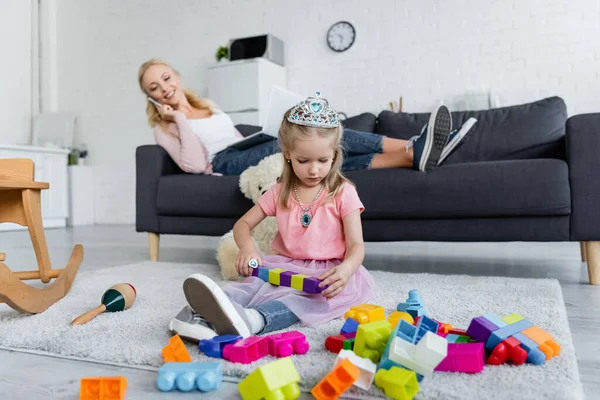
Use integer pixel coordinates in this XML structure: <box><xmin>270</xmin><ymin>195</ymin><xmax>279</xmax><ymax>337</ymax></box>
<box><xmin>215</xmin><ymin>45</ymin><xmax>228</xmax><ymax>63</ymax></box>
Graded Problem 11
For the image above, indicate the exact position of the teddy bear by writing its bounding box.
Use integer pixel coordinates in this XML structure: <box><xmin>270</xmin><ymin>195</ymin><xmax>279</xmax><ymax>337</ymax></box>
<box><xmin>216</xmin><ymin>153</ymin><xmax>283</xmax><ymax>281</ymax></box>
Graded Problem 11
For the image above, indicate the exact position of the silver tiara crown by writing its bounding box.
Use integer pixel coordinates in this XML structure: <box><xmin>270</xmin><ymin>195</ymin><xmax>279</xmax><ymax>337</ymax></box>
<box><xmin>287</xmin><ymin>92</ymin><xmax>340</xmax><ymax>129</ymax></box>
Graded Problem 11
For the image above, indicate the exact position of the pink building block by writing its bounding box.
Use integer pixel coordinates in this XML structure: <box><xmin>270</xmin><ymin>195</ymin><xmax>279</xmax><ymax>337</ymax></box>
<box><xmin>222</xmin><ymin>336</ymin><xmax>268</xmax><ymax>364</ymax></box>
<box><xmin>434</xmin><ymin>343</ymin><xmax>485</xmax><ymax>373</ymax></box>
<box><xmin>265</xmin><ymin>331</ymin><xmax>310</xmax><ymax>358</ymax></box>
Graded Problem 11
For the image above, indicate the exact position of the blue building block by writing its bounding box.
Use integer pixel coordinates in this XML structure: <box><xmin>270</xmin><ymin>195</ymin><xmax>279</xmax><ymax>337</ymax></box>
<box><xmin>415</xmin><ymin>315</ymin><xmax>438</xmax><ymax>342</ymax></box>
<box><xmin>396</xmin><ymin>289</ymin><xmax>428</xmax><ymax>318</ymax></box>
<box><xmin>199</xmin><ymin>334</ymin><xmax>241</xmax><ymax>358</ymax></box>
<box><xmin>485</xmin><ymin>319</ymin><xmax>534</xmax><ymax>350</ymax></box>
<box><xmin>157</xmin><ymin>362</ymin><xmax>223</xmax><ymax>392</ymax></box>
<box><xmin>341</xmin><ymin>318</ymin><xmax>359</xmax><ymax>334</ymax></box>
<box><xmin>396</xmin><ymin>320</ymin><xmax>417</xmax><ymax>343</ymax></box>
<box><xmin>512</xmin><ymin>332</ymin><xmax>546</xmax><ymax>366</ymax></box>
<box><xmin>257</xmin><ymin>267</ymin><xmax>269</xmax><ymax>282</ymax></box>
<box><xmin>483</xmin><ymin>313</ymin><xmax>507</xmax><ymax>328</ymax></box>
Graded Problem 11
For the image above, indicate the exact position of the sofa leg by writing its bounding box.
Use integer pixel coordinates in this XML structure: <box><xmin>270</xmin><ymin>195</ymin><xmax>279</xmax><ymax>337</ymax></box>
<box><xmin>585</xmin><ymin>241</ymin><xmax>599</xmax><ymax>285</ymax></box>
<box><xmin>580</xmin><ymin>242</ymin><xmax>587</xmax><ymax>262</ymax></box>
<box><xmin>148</xmin><ymin>232</ymin><xmax>160</xmax><ymax>262</ymax></box>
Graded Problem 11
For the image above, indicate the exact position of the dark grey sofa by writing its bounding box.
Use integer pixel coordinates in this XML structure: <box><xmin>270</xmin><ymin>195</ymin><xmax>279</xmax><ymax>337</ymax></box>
<box><xmin>135</xmin><ymin>96</ymin><xmax>600</xmax><ymax>284</ymax></box>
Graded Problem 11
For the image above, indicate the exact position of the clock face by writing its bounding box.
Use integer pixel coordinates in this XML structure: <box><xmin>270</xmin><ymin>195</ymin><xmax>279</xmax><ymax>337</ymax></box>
<box><xmin>327</xmin><ymin>21</ymin><xmax>356</xmax><ymax>52</ymax></box>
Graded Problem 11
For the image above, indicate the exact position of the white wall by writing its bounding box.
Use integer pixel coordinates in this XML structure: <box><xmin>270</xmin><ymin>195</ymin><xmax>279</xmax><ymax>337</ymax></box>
<box><xmin>54</xmin><ymin>0</ymin><xmax>600</xmax><ymax>224</ymax></box>
<box><xmin>0</xmin><ymin>1</ymin><xmax>32</xmax><ymax>145</ymax></box>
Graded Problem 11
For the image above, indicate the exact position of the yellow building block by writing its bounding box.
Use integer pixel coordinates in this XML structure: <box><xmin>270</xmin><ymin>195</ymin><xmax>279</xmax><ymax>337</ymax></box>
<box><xmin>344</xmin><ymin>304</ymin><xmax>385</xmax><ymax>324</ymax></box>
<box><xmin>268</xmin><ymin>268</ymin><xmax>286</xmax><ymax>286</ymax></box>
<box><xmin>388</xmin><ymin>311</ymin><xmax>414</xmax><ymax>328</ymax></box>
<box><xmin>238</xmin><ymin>357</ymin><xmax>301</xmax><ymax>400</ymax></box>
<box><xmin>354</xmin><ymin>320</ymin><xmax>392</xmax><ymax>363</ymax></box>
<box><xmin>290</xmin><ymin>274</ymin><xmax>309</xmax><ymax>291</ymax></box>
<box><xmin>502</xmin><ymin>313</ymin><xmax>524</xmax><ymax>325</ymax></box>
<box><xmin>375</xmin><ymin>367</ymin><xmax>418</xmax><ymax>400</ymax></box>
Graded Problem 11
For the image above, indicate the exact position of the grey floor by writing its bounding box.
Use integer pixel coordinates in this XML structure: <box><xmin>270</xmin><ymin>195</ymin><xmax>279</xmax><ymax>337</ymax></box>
<box><xmin>0</xmin><ymin>225</ymin><xmax>599</xmax><ymax>399</ymax></box>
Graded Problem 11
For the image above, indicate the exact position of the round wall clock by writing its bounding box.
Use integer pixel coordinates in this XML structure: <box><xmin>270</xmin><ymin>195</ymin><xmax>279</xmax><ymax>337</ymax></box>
<box><xmin>326</xmin><ymin>21</ymin><xmax>356</xmax><ymax>52</ymax></box>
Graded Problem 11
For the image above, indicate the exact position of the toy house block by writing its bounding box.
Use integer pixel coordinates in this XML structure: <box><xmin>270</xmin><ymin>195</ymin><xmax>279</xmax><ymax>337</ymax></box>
<box><xmin>238</xmin><ymin>357</ymin><xmax>301</xmax><ymax>400</ymax></box>
<box><xmin>396</xmin><ymin>289</ymin><xmax>428</xmax><ymax>319</ymax></box>
<box><xmin>435</xmin><ymin>342</ymin><xmax>485</xmax><ymax>373</ymax></box>
<box><xmin>311</xmin><ymin>358</ymin><xmax>360</xmax><ymax>400</ymax></box>
<box><xmin>80</xmin><ymin>377</ymin><xmax>127</xmax><ymax>400</ymax></box>
<box><xmin>344</xmin><ymin>304</ymin><xmax>385</xmax><ymax>324</ymax></box>
<box><xmin>521</xmin><ymin>325</ymin><xmax>561</xmax><ymax>360</ymax></box>
<box><xmin>325</xmin><ymin>333</ymin><xmax>355</xmax><ymax>354</ymax></box>
<box><xmin>266</xmin><ymin>330</ymin><xmax>310</xmax><ymax>357</ymax></box>
<box><xmin>486</xmin><ymin>319</ymin><xmax>534</xmax><ymax>350</ymax></box>
<box><xmin>162</xmin><ymin>334</ymin><xmax>192</xmax><ymax>363</ymax></box>
<box><xmin>374</xmin><ymin>366</ymin><xmax>419</xmax><ymax>400</ymax></box>
<box><xmin>334</xmin><ymin>349</ymin><xmax>377</xmax><ymax>391</ymax></box>
<box><xmin>157</xmin><ymin>362</ymin><xmax>222</xmax><ymax>392</ymax></box>
<box><xmin>388</xmin><ymin>311</ymin><xmax>414</xmax><ymax>328</ymax></box>
<box><xmin>223</xmin><ymin>336</ymin><xmax>269</xmax><ymax>364</ymax></box>
<box><xmin>341</xmin><ymin>318</ymin><xmax>359</xmax><ymax>334</ymax></box>
<box><xmin>199</xmin><ymin>334</ymin><xmax>242</xmax><ymax>358</ymax></box>
<box><xmin>267</xmin><ymin>268</ymin><xmax>287</xmax><ymax>285</ymax></box>
<box><xmin>354</xmin><ymin>320</ymin><xmax>392</xmax><ymax>363</ymax></box>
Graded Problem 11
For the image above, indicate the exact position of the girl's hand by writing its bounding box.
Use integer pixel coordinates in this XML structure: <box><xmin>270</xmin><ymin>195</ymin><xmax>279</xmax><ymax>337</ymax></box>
<box><xmin>156</xmin><ymin>104</ymin><xmax>179</xmax><ymax>121</ymax></box>
<box><xmin>317</xmin><ymin>263</ymin><xmax>353</xmax><ymax>300</ymax></box>
<box><xmin>236</xmin><ymin>246</ymin><xmax>262</xmax><ymax>277</ymax></box>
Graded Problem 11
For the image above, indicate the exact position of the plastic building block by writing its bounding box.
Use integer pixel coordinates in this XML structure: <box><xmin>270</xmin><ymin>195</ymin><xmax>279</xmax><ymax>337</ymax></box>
<box><xmin>311</xmin><ymin>358</ymin><xmax>360</xmax><ymax>400</ymax></box>
<box><xmin>157</xmin><ymin>362</ymin><xmax>222</xmax><ymax>392</ymax></box>
<box><xmin>80</xmin><ymin>377</ymin><xmax>127</xmax><ymax>400</ymax></box>
<box><xmin>388</xmin><ymin>311</ymin><xmax>414</xmax><ymax>328</ymax></box>
<box><xmin>388</xmin><ymin>331</ymin><xmax>448</xmax><ymax>378</ymax></box>
<box><xmin>354</xmin><ymin>320</ymin><xmax>392</xmax><ymax>363</ymax></box>
<box><xmin>434</xmin><ymin>343</ymin><xmax>485</xmax><ymax>373</ymax></box>
<box><xmin>199</xmin><ymin>334</ymin><xmax>242</xmax><ymax>358</ymax></box>
<box><xmin>251</xmin><ymin>266</ymin><xmax>328</xmax><ymax>294</ymax></box>
<box><xmin>486</xmin><ymin>319</ymin><xmax>534</xmax><ymax>349</ymax></box>
<box><xmin>502</xmin><ymin>336</ymin><xmax>528</xmax><ymax>365</ymax></box>
<box><xmin>223</xmin><ymin>336</ymin><xmax>269</xmax><ymax>364</ymax></box>
<box><xmin>334</xmin><ymin>349</ymin><xmax>377</xmax><ymax>391</ymax></box>
<box><xmin>162</xmin><ymin>334</ymin><xmax>191</xmax><ymax>363</ymax></box>
<box><xmin>238</xmin><ymin>357</ymin><xmax>301</xmax><ymax>400</ymax></box>
<box><xmin>266</xmin><ymin>330</ymin><xmax>310</xmax><ymax>357</ymax></box>
<box><xmin>521</xmin><ymin>325</ymin><xmax>561</xmax><ymax>360</ymax></box>
<box><xmin>341</xmin><ymin>318</ymin><xmax>359</xmax><ymax>334</ymax></box>
<box><xmin>502</xmin><ymin>313</ymin><xmax>524</xmax><ymax>325</ymax></box>
<box><xmin>344</xmin><ymin>304</ymin><xmax>385</xmax><ymax>324</ymax></box>
<box><xmin>325</xmin><ymin>333</ymin><xmax>355</xmax><ymax>354</ymax></box>
<box><xmin>445</xmin><ymin>334</ymin><xmax>471</xmax><ymax>344</ymax></box>
<box><xmin>396</xmin><ymin>289</ymin><xmax>428</xmax><ymax>319</ymax></box>
<box><xmin>466</xmin><ymin>316</ymin><xmax>499</xmax><ymax>343</ymax></box>
<box><xmin>374</xmin><ymin>366</ymin><xmax>418</xmax><ymax>400</ymax></box>
<box><xmin>448</xmin><ymin>327</ymin><xmax>468</xmax><ymax>335</ymax></box>
<box><xmin>512</xmin><ymin>333</ymin><xmax>546</xmax><ymax>365</ymax></box>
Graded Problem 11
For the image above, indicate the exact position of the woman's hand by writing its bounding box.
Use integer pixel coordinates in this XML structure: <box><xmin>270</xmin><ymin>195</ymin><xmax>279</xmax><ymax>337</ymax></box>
<box><xmin>317</xmin><ymin>262</ymin><xmax>353</xmax><ymax>300</ymax></box>
<box><xmin>236</xmin><ymin>246</ymin><xmax>262</xmax><ymax>278</ymax></box>
<box><xmin>155</xmin><ymin>104</ymin><xmax>180</xmax><ymax>121</ymax></box>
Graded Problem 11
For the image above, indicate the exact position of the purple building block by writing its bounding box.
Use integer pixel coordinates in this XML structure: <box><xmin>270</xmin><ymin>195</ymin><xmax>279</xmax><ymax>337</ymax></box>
<box><xmin>199</xmin><ymin>335</ymin><xmax>242</xmax><ymax>358</ymax></box>
<box><xmin>466</xmin><ymin>316</ymin><xmax>499</xmax><ymax>343</ymax></box>
<box><xmin>302</xmin><ymin>277</ymin><xmax>327</xmax><ymax>294</ymax></box>
<box><xmin>280</xmin><ymin>271</ymin><xmax>295</xmax><ymax>287</ymax></box>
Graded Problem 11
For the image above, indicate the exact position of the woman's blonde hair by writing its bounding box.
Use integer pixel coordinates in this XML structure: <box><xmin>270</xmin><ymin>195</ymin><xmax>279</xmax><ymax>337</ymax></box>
<box><xmin>277</xmin><ymin>108</ymin><xmax>350</xmax><ymax>208</ymax></box>
<box><xmin>137</xmin><ymin>58</ymin><xmax>217</xmax><ymax>128</ymax></box>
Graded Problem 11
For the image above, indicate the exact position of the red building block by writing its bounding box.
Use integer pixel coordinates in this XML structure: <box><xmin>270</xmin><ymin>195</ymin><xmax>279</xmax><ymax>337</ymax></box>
<box><xmin>223</xmin><ymin>336</ymin><xmax>269</xmax><ymax>364</ymax></box>
<box><xmin>325</xmin><ymin>333</ymin><xmax>356</xmax><ymax>354</ymax></box>
<box><xmin>266</xmin><ymin>331</ymin><xmax>310</xmax><ymax>357</ymax></box>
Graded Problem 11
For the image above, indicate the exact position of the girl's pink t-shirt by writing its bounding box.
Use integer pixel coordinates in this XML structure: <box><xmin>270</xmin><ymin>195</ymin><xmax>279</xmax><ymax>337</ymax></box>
<box><xmin>257</xmin><ymin>182</ymin><xmax>364</xmax><ymax>260</ymax></box>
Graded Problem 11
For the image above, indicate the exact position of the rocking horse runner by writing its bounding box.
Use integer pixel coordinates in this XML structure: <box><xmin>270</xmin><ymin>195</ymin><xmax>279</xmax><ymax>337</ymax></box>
<box><xmin>0</xmin><ymin>158</ymin><xmax>83</xmax><ymax>314</ymax></box>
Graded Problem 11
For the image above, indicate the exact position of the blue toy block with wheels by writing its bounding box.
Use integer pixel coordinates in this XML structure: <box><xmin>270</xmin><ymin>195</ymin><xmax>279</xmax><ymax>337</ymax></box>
<box><xmin>341</xmin><ymin>318</ymin><xmax>359</xmax><ymax>334</ymax></box>
<box><xmin>199</xmin><ymin>334</ymin><xmax>242</xmax><ymax>358</ymax></box>
<box><xmin>157</xmin><ymin>362</ymin><xmax>222</xmax><ymax>392</ymax></box>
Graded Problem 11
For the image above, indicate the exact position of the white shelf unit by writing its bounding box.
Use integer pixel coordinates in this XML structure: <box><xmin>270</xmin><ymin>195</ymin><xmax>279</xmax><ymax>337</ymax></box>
<box><xmin>0</xmin><ymin>144</ymin><xmax>69</xmax><ymax>231</ymax></box>
<box><xmin>207</xmin><ymin>58</ymin><xmax>286</xmax><ymax>126</ymax></box>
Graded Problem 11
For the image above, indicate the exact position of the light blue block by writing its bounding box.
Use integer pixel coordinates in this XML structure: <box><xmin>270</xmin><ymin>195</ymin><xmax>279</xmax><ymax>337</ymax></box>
<box><xmin>157</xmin><ymin>362</ymin><xmax>222</xmax><ymax>392</ymax></box>
<box><xmin>513</xmin><ymin>332</ymin><xmax>538</xmax><ymax>352</ymax></box>
<box><xmin>397</xmin><ymin>320</ymin><xmax>417</xmax><ymax>343</ymax></box>
<box><xmin>512</xmin><ymin>332</ymin><xmax>546</xmax><ymax>365</ymax></box>
<box><xmin>486</xmin><ymin>319</ymin><xmax>534</xmax><ymax>350</ymax></box>
<box><xmin>257</xmin><ymin>267</ymin><xmax>269</xmax><ymax>282</ymax></box>
<box><xmin>483</xmin><ymin>313</ymin><xmax>507</xmax><ymax>328</ymax></box>
<box><xmin>446</xmin><ymin>334</ymin><xmax>460</xmax><ymax>343</ymax></box>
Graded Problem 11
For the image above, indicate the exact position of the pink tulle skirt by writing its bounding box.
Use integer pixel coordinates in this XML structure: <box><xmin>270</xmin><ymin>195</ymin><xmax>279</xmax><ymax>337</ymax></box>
<box><xmin>223</xmin><ymin>255</ymin><xmax>375</xmax><ymax>326</ymax></box>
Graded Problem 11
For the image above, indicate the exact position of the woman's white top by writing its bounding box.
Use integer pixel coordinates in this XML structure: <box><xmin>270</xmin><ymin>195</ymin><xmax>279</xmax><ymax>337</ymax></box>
<box><xmin>188</xmin><ymin>111</ymin><xmax>241</xmax><ymax>161</ymax></box>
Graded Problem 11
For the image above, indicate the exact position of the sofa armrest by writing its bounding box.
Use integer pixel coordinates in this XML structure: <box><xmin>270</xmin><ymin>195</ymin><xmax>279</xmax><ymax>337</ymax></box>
<box><xmin>566</xmin><ymin>113</ymin><xmax>600</xmax><ymax>240</ymax></box>
<box><xmin>135</xmin><ymin>145</ymin><xmax>183</xmax><ymax>233</ymax></box>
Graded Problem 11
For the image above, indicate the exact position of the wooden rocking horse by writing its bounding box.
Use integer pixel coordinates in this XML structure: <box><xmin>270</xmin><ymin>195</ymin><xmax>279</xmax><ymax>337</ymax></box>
<box><xmin>0</xmin><ymin>158</ymin><xmax>83</xmax><ymax>314</ymax></box>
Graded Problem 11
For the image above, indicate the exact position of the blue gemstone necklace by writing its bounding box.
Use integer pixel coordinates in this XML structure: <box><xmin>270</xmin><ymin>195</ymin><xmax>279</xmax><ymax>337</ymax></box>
<box><xmin>293</xmin><ymin>182</ymin><xmax>325</xmax><ymax>227</ymax></box>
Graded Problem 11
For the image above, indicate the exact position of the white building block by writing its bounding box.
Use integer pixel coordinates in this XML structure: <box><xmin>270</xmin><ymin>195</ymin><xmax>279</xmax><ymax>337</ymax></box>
<box><xmin>414</xmin><ymin>331</ymin><xmax>448</xmax><ymax>370</ymax></box>
<box><xmin>334</xmin><ymin>349</ymin><xmax>377</xmax><ymax>391</ymax></box>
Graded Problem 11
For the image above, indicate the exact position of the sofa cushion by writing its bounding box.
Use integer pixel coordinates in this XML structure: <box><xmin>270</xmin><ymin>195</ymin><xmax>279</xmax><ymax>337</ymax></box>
<box><xmin>157</xmin><ymin>174</ymin><xmax>252</xmax><ymax>218</ymax></box>
<box><xmin>342</xmin><ymin>112</ymin><xmax>377</xmax><ymax>133</ymax></box>
<box><xmin>345</xmin><ymin>159</ymin><xmax>571</xmax><ymax>219</ymax></box>
<box><xmin>375</xmin><ymin>96</ymin><xmax>567</xmax><ymax>164</ymax></box>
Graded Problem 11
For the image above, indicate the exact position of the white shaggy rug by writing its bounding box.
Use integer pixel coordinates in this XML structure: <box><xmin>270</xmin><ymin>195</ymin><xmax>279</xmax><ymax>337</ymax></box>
<box><xmin>0</xmin><ymin>261</ymin><xmax>583</xmax><ymax>399</ymax></box>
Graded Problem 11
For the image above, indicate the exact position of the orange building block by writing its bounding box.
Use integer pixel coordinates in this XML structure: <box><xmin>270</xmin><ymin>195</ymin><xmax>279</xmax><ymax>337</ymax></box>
<box><xmin>311</xmin><ymin>358</ymin><xmax>360</xmax><ymax>400</ymax></box>
<box><xmin>162</xmin><ymin>334</ymin><xmax>192</xmax><ymax>362</ymax></box>
<box><xmin>344</xmin><ymin>304</ymin><xmax>385</xmax><ymax>324</ymax></box>
<box><xmin>521</xmin><ymin>325</ymin><xmax>561</xmax><ymax>360</ymax></box>
<box><xmin>80</xmin><ymin>376</ymin><xmax>127</xmax><ymax>400</ymax></box>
